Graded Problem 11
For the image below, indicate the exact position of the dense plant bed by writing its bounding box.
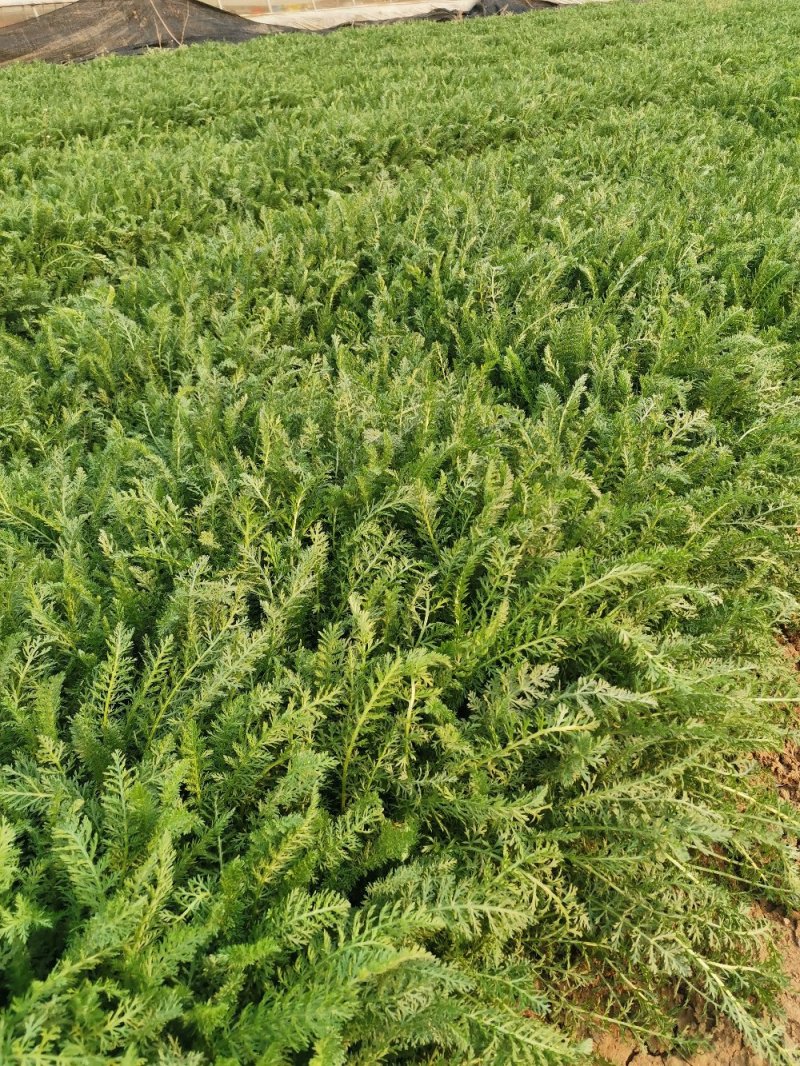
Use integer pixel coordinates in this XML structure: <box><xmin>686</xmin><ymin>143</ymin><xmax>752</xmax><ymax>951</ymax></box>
<box><xmin>1</xmin><ymin>0</ymin><xmax>799</xmax><ymax>1061</ymax></box>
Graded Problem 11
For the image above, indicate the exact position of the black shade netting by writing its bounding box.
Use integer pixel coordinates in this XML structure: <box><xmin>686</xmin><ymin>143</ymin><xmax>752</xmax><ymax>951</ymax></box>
<box><xmin>0</xmin><ymin>0</ymin><xmax>275</xmax><ymax>65</ymax></box>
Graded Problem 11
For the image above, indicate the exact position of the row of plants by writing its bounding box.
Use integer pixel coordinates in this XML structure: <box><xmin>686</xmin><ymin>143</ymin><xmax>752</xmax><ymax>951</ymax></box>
<box><xmin>0</xmin><ymin>0</ymin><xmax>799</xmax><ymax>1061</ymax></box>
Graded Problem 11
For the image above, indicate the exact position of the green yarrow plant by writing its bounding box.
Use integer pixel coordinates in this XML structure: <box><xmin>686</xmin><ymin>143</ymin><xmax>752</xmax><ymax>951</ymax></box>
<box><xmin>1</xmin><ymin>0</ymin><xmax>800</xmax><ymax>1061</ymax></box>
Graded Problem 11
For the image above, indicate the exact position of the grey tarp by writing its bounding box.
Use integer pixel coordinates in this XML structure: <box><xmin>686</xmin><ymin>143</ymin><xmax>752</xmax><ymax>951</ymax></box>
<box><xmin>0</xmin><ymin>0</ymin><xmax>274</xmax><ymax>64</ymax></box>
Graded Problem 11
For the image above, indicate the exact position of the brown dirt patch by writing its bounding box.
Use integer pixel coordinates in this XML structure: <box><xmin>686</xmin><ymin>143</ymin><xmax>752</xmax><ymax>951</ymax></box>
<box><xmin>757</xmin><ymin>743</ymin><xmax>800</xmax><ymax>807</ymax></box>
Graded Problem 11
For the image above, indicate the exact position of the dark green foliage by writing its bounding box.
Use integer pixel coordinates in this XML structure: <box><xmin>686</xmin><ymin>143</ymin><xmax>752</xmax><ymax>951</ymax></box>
<box><xmin>1</xmin><ymin>0</ymin><xmax>800</xmax><ymax>1061</ymax></box>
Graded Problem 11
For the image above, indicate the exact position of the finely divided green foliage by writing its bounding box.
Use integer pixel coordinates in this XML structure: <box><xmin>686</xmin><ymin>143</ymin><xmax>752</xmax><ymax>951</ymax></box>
<box><xmin>1</xmin><ymin>0</ymin><xmax>800</xmax><ymax>1061</ymax></box>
